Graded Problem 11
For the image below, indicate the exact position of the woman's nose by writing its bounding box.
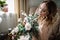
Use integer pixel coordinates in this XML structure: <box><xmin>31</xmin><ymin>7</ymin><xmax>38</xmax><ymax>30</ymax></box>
<box><xmin>39</xmin><ymin>9</ymin><xmax>42</xmax><ymax>15</ymax></box>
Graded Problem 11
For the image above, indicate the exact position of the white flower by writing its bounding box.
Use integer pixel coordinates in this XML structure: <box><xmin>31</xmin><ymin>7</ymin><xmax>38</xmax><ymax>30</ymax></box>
<box><xmin>11</xmin><ymin>27</ymin><xmax>19</xmax><ymax>35</ymax></box>
<box><xmin>18</xmin><ymin>18</ymin><xmax>22</xmax><ymax>23</ymax></box>
<box><xmin>0</xmin><ymin>17</ymin><xmax>2</xmax><ymax>24</ymax></box>
<box><xmin>21</xmin><ymin>10</ymin><xmax>27</xmax><ymax>17</ymax></box>
<box><xmin>23</xmin><ymin>17</ymin><xmax>28</xmax><ymax>23</ymax></box>
<box><xmin>20</xmin><ymin>10</ymin><xmax>27</xmax><ymax>17</ymax></box>
<box><xmin>18</xmin><ymin>33</ymin><xmax>30</xmax><ymax>40</ymax></box>
<box><xmin>29</xmin><ymin>13</ymin><xmax>32</xmax><ymax>17</ymax></box>
<box><xmin>18</xmin><ymin>35</ymin><xmax>26</xmax><ymax>40</ymax></box>
<box><xmin>20</xmin><ymin>35</ymin><xmax>25</xmax><ymax>40</ymax></box>
<box><xmin>8</xmin><ymin>28</ymin><xmax>12</xmax><ymax>31</ymax></box>
<box><xmin>11</xmin><ymin>29</ymin><xmax>15</xmax><ymax>35</ymax></box>
<box><xmin>25</xmin><ymin>22</ymin><xmax>32</xmax><ymax>30</ymax></box>
<box><xmin>25</xmin><ymin>33</ymin><xmax>30</xmax><ymax>40</ymax></box>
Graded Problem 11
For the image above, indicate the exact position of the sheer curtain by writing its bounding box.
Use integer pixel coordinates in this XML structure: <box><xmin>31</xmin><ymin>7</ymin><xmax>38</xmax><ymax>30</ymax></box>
<box><xmin>0</xmin><ymin>0</ymin><xmax>18</xmax><ymax>33</ymax></box>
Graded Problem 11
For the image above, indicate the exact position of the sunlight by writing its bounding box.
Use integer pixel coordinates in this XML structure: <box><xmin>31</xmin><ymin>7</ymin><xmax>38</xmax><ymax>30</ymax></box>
<box><xmin>6</xmin><ymin>0</ymin><xmax>14</xmax><ymax>13</ymax></box>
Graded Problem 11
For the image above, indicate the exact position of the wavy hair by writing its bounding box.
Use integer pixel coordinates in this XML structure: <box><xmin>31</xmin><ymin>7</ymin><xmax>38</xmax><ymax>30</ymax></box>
<box><xmin>37</xmin><ymin>0</ymin><xmax>57</xmax><ymax>22</ymax></box>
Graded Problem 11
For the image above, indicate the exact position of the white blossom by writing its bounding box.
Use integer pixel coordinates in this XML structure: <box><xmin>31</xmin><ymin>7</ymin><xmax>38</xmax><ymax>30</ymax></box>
<box><xmin>25</xmin><ymin>33</ymin><xmax>30</xmax><ymax>39</ymax></box>
<box><xmin>29</xmin><ymin>13</ymin><xmax>32</xmax><ymax>17</ymax></box>
<box><xmin>25</xmin><ymin>22</ymin><xmax>32</xmax><ymax>30</ymax></box>
<box><xmin>8</xmin><ymin>28</ymin><xmax>12</xmax><ymax>31</ymax></box>
<box><xmin>18</xmin><ymin>33</ymin><xmax>30</xmax><ymax>40</ymax></box>
<box><xmin>11</xmin><ymin>27</ymin><xmax>19</xmax><ymax>35</ymax></box>
<box><xmin>18</xmin><ymin>18</ymin><xmax>22</xmax><ymax>23</ymax></box>
<box><xmin>23</xmin><ymin>17</ymin><xmax>28</xmax><ymax>23</ymax></box>
<box><xmin>21</xmin><ymin>10</ymin><xmax>27</xmax><ymax>17</ymax></box>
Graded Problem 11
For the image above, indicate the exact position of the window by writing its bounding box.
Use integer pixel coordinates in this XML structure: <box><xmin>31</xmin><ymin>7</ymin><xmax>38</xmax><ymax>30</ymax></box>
<box><xmin>6</xmin><ymin>0</ymin><xmax>14</xmax><ymax>13</ymax></box>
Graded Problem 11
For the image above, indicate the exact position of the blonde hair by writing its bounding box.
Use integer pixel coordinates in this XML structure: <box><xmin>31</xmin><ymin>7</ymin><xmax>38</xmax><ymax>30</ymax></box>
<box><xmin>36</xmin><ymin>1</ymin><xmax>57</xmax><ymax>24</ymax></box>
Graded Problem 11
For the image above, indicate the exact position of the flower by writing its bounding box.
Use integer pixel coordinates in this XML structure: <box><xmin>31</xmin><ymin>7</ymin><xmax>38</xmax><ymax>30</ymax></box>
<box><xmin>10</xmin><ymin>10</ymin><xmax>39</xmax><ymax>40</ymax></box>
<box><xmin>11</xmin><ymin>27</ymin><xmax>19</xmax><ymax>35</ymax></box>
<box><xmin>18</xmin><ymin>33</ymin><xmax>30</xmax><ymax>40</ymax></box>
<box><xmin>25</xmin><ymin>22</ymin><xmax>32</xmax><ymax>30</ymax></box>
<box><xmin>29</xmin><ymin>13</ymin><xmax>32</xmax><ymax>17</ymax></box>
<box><xmin>25</xmin><ymin>33</ymin><xmax>30</xmax><ymax>39</ymax></box>
<box><xmin>21</xmin><ymin>10</ymin><xmax>27</xmax><ymax>17</ymax></box>
<box><xmin>18</xmin><ymin>18</ymin><xmax>22</xmax><ymax>23</ymax></box>
<box><xmin>23</xmin><ymin>17</ymin><xmax>28</xmax><ymax>23</ymax></box>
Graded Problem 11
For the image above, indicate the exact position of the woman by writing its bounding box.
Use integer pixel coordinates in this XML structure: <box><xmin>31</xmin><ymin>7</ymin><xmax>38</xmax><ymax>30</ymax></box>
<box><xmin>32</xmin><ymin>0</ymin><xmax>60</xmax><ymax>40</ymax></box>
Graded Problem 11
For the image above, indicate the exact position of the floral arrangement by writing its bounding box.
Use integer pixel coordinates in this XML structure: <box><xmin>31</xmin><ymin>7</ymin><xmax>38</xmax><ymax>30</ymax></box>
<box><xmin>10</xmin><ymin>10</ymin><xmax>39</xmax><ymax>40</ymax></box>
